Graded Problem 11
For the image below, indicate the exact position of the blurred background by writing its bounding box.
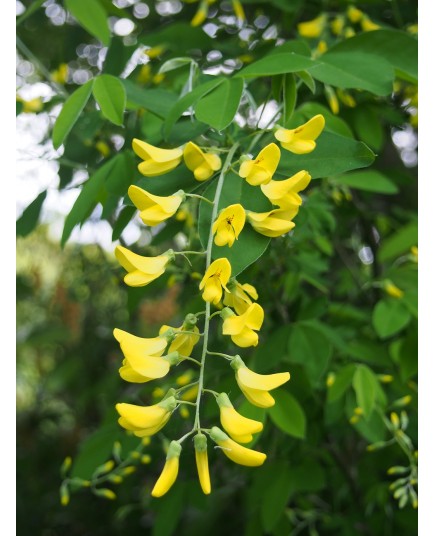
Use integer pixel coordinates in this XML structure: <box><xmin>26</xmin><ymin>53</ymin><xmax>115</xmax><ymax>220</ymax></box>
<box><xmin>16</xmin><ymin>1</ymin><xmax>417</xmax><ymax>535</ymax></box>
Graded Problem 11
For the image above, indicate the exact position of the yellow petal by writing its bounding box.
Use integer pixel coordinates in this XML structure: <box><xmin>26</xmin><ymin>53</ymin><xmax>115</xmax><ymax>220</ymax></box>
<box><xmin>281</xmin><ymin>139</ymin><xmax>316</xmax><ymax>155</ymax></box>
<box><xmin>151</xmin><ymin>442</ymin><xmax>182</xmax><ymax>497</ymax></box>
<box><xmin>231</xmin><ymin>327</ymin><xmax>259</xmax><ymax>347</ymax></box>
<box><xmin>122</xmin><ymin>353</ymin><xmax>170</xmax><ymax>380</ymax></box>
<box><xmin>138</xmin><ymin>158</ymin><xmax>182</xmax><ymax>177</ymax></box>
<box><xmin>115</xmin><ymin>402</ymin><xmax>168</xmax><ymax>429</ymax></box>
<box><xmin>123</xmin><ymin>270</ymin><xmax>164</xmax><ymax>287</ymax></box>
<box><xmin>241</xmin><ymin>283</ymin><xmax>258</xmax><ymax>300</ymax></box>
<box><xmin>118</xmin><ymin>364</ymin><xmax>153</xmax><ymax>383</ymax></box>
<box><xmin>202</xmin><ymin>278</ymin><xmax>223</xmax><ymax>305</ymax></box>
<box><xmin>220</xmin><ymin>406</ymin><xmax>263</xmax><ymax>439</ymax></box>
<box><xmin>131</xmin><ymin>414</ymin><xmax>170</xmax><ymax>437</ymax></box>
<box><xmin>229</xmin><ymin>433</ymin><xmax>254</xmax><ymax>443</ymax></box>
<box><xmin>237</xmin><ymin>383</ymin><xmax>276</xmax><ymax>408</ymax></box>
<box><xmin>260</xmin><ymin>171</ymin><xmax>311</xmax><ymax>206</ymax></box>
<box><xmin>132</xmin><ymin>139</ymin><xmax>183</xmax><ymax>163</ymax></box>
<box><xmin>219</xmin><ymin>438</ymin><xmax>266</xmax><ymax>466</ymax></box>
<box><xmin>113</xmin><ymin>328</ymin><xmax>167</xmax><ymax>357</ymax></box>
<box><xmin>237</xmin><ymin>368</ymin><xmax>290</xmax><ymax>391</ymax></box>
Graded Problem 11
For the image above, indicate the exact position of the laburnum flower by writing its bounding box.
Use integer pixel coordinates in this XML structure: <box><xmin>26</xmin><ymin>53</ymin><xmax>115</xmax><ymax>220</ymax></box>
<box><xmin>297</xmin><ymin>14</ymin><xmax>327</xmax><ymax>38</ymax></box>
<box><xmin>230</xmin><ymin>355</ymin><xmax>290</xmax><ymax>408</ymax></box>
<box><xmin>223</xmin><ymin>279</ymin><xmax>258</xmax><ymax>315</ymax></box>
<box><xmin>129</xmin><ymin>185</ymin><xmax>184</xmax><ymax>226</ymax></box>
<box><xmin>183</xmin><ymin>142</ymin><xmax>222</xmax><ymax>181</ymax></box>
<box><xmin>212</xmin><ymin>204</ymin><xmax>246</xmax><ymax>247</ymax></box>
<box><xmin>247</xmin><ymin>206</ymin><xmax>299</xmax><ymax>238</ymax></box>
<box><xmin>116</xmin><ymin>395</ymin><xmax>177</xmax><ymax>437</ymax></box>
<box><xmin>221</xmin><ymin>303</ymin><xmax>264</xmax><ymax>347</ymax></box>
<box><xmin>199</xmin><ymin>258</ymin><xmax>231</xmax><ymax>305</ymax></box>
<box><xmin>216</xmin><ymin>392</ymin><xmax>263</xmax><ymax>443</ymax></box>
<box><xmin>115</xmin><ymin>246</ymin><xmax>174</xmax><ymax>287</ymax></box>
<box><xmin>159</xmin><ymin>314</ymin><xmax>200</xmax><ymax>357</ymax></box>
<box><xmin>274</xmin><ymin>115</ymin><xmax>325</xmax><ymax>154</ymax></box>
<box><xmin>260</xmin><ymin>171</ymin><xmax>311</xmax><ymax>209</ymax></box>
<box><xmin>132</xmin><ymin>138</ymin><xmax>183</xmax><ymax>177</ymax></box>
<box><xmin>238</xmin><ymin>143</ymin><xmax>280</xmax><ymax>186</ymax></box>
<box><xmin>209</xmin><ymin>426</ymin><xmax>266</xmax><ymax>466</ymax></box>
<box><xmin>194</xmin><ymin>433</ymin><xmax>211</xmax><ymax>495</ymax></box>
<box><xmin>151</xmin><ymin>440</ymin><xmax>182</xmax><ymax>497</ymax></box>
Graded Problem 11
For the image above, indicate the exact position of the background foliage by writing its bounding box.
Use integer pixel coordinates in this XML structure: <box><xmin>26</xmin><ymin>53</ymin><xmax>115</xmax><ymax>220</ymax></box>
<box><xmin>16</xmin><ymin>0</ymin><xmax>417</xmax><ymax>534</ymax></box>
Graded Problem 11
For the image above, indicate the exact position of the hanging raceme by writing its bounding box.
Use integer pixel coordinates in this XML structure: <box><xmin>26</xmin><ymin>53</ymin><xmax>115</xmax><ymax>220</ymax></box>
<box><xmin>112</xmin><ymin>114</ymin><xmax>325</xmax><ymax>497</ymax></box>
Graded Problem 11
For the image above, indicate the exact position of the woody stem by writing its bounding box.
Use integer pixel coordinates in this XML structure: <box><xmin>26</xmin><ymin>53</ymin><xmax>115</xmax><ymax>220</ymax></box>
<box><xmin>193</xmin><ymin>142</ymin><xmax>240</xmax><ymax>432</ymax></box>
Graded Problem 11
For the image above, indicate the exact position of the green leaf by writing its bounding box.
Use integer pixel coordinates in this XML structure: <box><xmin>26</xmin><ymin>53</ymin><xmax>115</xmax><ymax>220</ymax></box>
<box><xmin>236</xmin><ymin>52</ymin><xmax>316</xmax><ymax>78</ymax></box>
<box><xmin>372</xmin><ymin>299</ymin><xmax>412</xmax><ymax>339</ymax></box>
<box><xmin>353</xmin><ymin>364</ymin><xmax>379</xmax><ymax>418</ymax></box>
<box><xmin>260</xmin><ymin>462</ymin><xmax>292</xmax><ymax>532</ymax></box>
<box><xmin>326</xmin><ymin>29</ymin><xmax>417</xmax><ymax>82</ymax></box>
<box><xmin>198</xmin><ymin>171</ymin><xmax>271</xmax><ymax>276</ymax></box>
<box><xmin>308</xmin><ymin>52</ymin><xmax>394</xmax><ymax>96</ymax></box>
<box><xmin>378</xmin><ymin>222</ymin><xmax>418</xmax><ymax>262</ymax></box>
<box><xmin>152</xmin><ymin>483</ymin><xmax>185</xmax><ymax>536</ymax></box>
<box><xmin>61</xmin><ymin>156</ymin><xmax>121</xmax><ymax>246</ymax></box>
<box><xmin>112</xmin><ymin>205</ymin><xmax>136</xmax><ymax>242</ymax></box>
<box><xmin>253</xmin><ymin>326</ymin><xmax>289</xmax><ymax>373</ymax></box>
<box><xmin>268</xmin><ymin>390</ymin><xmax>306</xmax><ymax>439</ymax></box>
<box><xmin>287</xmin><ymin>322</ymin><xmax>332</xmax><ymax>384</ymax></box>
<box><xmin>282</xmin><ymin>73</ymin><xmax>297</xmax><ymax>126</ymax></box>
<box><xmin>351</xmin><ymin>104</ymin><xmax>384</xmax><ymax>152</ymax></box>
<box><xmin>195</xmin><ymin>78</ymin><xmax>244</xmax><ymax>131</ymax></box>
<box><xmin>296</xmin><ymin>70</ymin><xmax>316</xmax><ymax>93</ymax></box>
<box><xmin>277</xmin><ymin>132</ymin><xmax>375</xmax><ymax>179</ymax></box>
<box><xmin>333</xmin><ymin>170</ymin><xmax>398</xmax><ymax>194</ymax></box>
<box><xmin>16</xmin><ymin>191</ymin><xmax>47</xmax><ymax>237</ymax></box>
<box><xmin>65</xmin><ymin>0</ymin><xmax>110</xmax><ymax>46</ymax></box>
<box><xmin>159</xmin><ymin>57</ymin><xmax>194</xmax><ymax>74</ymax></box>
<box><xmin>52</xmin><ymin>79</ymin><xmax>94</xmax><ymax>149</ymax></box>
<box><xmin>163</xmin><ymin>77</ymin><xmax>225</xmax><ymax>137</ymax></box>
<box><xmin>122</xmin><ymin>80</ymin><xmax>178</xmax><ymax>119</ymax></box>
<box><xmin>327</xmin><ymin>364</ymin><xmax>356</xmax><ymax>403</ymax></box>
<box><xmin>93</xmin><ymin>75</ymin><xmax>126</xmax><ymax>126</ymax></box>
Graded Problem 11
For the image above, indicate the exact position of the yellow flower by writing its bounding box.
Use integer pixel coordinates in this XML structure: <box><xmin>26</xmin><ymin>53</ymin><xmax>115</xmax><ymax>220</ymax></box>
<box><xmin>230</xmin><ymin>355</ymin><xmax>290</xmax><ymax>408</ymax></box>
<box><xmin>128</xmin><ymin>185</ymin><xmax>184</xmax><ymax>226</ymax></box>
<box><xmin>221</xmin><ymin>303</ymin><xmax>264</xmax><ymax>348</ymax></box>
<box><xmin>183</xmin><ymin>142</ymin><xmax>222</xmax><ymax>181</ymax></box>
<box><xmin>384</xmin><ymin>281</ymin><xmax>404</xmax><ymax>299</ymax></box>
<box><xmin>113</xmin><ymin>328</ymin><xmax>168</xmax><ymax>358</ymax></box>
<box><xmin>199</xmin><ymin>258</ymin><xmax>231</xmax><ymax>305</ymax></box>
<box><xmin>191</xmin><ymin>2</ymin><xmax>208</xmax><ymax>27</ymax></box>
<box><xmin>361</xmin><ymin>16</ymin><xmax>380</xmax><ymax>32</ymax></box>
<box><xmin>315</xmin><ymin>40</ymin><xmax>328</xmax><ymax>55</ymax></box>
<box><xmin>232</xmin><ymin>0</ymin><xmax>245</xmax><ymax>21</ymax></box>
<box><xmin>297</xmin><ymin>14</ymin><xmax>327</xmax><ymax>38</ymax></box>
<box><xmin>212</xmin><ymin>204</ymin><xmax>246</xmax><ymax>247</ymax></box>
<box><xmin>330</xmin><ymin>16</ymin><xmax>345</xmax><ymax>36</ymax></box>
<box><xmin>95</xmin><ymin>140</ymin><xmax>111</xmax><ymax>157</ymax></box>
<box><xmin>274</xmin><ymin>115</ymin><xmax>325</xmax><ymax>154</ymax></box>
<box><xmin>238</xmin><ymin>143</ymin><xmax>280</xmax><ymax>186</ymax></box>
<box><xmin>223</xmin><ymin>280</ymin><xmax>258</xmax><ymax>315</ymax></box>
<box><xmin>209</xmin><ymin>426</ymin><xmax>266</xmax><ymax>466</ymax></box>
<box><xmin>344</xmin><ymin>27</ymin><xmax>356</xmax><ymax>38</ymax></box>
<box><xmin>216</xmin><ymin>392</ymin><xmax>263</xmax><ymax>443</ymax></box>
<box><xmin>115</xmin><ymin>246</ymin><xmax>174</xmax><ymax>287</ymax></box>
<box><xmin>347</xmin><ymin>6</ymin><xmax>363</xmax><ymax>23</ymax></box>
<box><xmin>116</xmin><ymin>395</ymin><xmax>176</xmax><ymax>437</ymax></box>
<box><xmin>151</xmin><ymin>441</ymin><xmax>182</xmax><ymax>497</ymax></box>
<box><xmin>51</xmin><ymin>63</ymin><xmax>68</xmax><ymax>84</ymax></box>
<box><xmin>260</xmin><ymin>170</ymin><xmax>311</xmax><ymax>209</ymax></box>
<box><xmin>325</xmin><ymin>85</ymin><xmax>339</xmax><ymax>115</ymax></box>
<box><xmin>159</xmin><ymin>314</ymin><xmax>200</xmax><ymax>357</ymax></box>
<box><xmin>247</xmin><ymin>207</ymin><xmax>299</xmax><ymax>238</ymax></box>
<box><xmin>194</xmin><ymin>434</ymin><xmax>211</xmax><ymax>494</ymax></box>
<box><xmin>132</xmin><ymin>138</ymin><xmax>183</xmax><ymax>177</ymax></box>
<box><xmin>144</xmin><ymin>45</ymin><xmax>166</xmax><ymax>59</ymax></box>
<box><xmin>336</xmin><ymin>88</ymin><xmax>357</xmax><ymax>108</ymax></box>
<box><xmin>19</xmin><ymin>97</ymin><xmax>43</xmax><ymax>113</ymax></box>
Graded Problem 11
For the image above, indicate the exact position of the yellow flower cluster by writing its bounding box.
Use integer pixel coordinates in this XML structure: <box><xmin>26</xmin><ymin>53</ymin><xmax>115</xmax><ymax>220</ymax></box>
<box><xmin>112</xmin><ymin>116</ymin><xmax>323</xmax><ymax>497</ymax></box>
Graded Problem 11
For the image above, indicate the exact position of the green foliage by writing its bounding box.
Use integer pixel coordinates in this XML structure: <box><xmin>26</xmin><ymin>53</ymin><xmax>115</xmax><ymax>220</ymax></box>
<box><xmin>93</xmin><ymin>74</ymin><xmax>126</xmax><ymax>126</ymax></box>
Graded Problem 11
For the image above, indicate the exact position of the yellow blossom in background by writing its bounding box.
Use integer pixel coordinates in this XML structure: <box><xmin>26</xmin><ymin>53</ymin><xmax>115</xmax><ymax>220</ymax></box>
<box><xmin>95</xmin><ymin>140</ymin><xmax>111</xmax><ymax>157</ymax></box>
<box><xmin>297</xmin><ymin>14</ymin><xmax>326</xmax><ymax>38</ymax></box>
<box><xmin>212</xmin><ymin>204</ymin><xmax>246</xmax><ymax>247</ymax></box>
<box><xmin>144</xmin><ymin>45</ymin><xmax>167</xmax><ymax>59</ymax></box>
<box><xmin>116</xmin><ymin>396</ymin><xmax>177</xmax><ymax>438</ymax></box>
<box><xmin>221</xmin><ymin>303</ymin><xmax>264</xmax><ymax>347</ymax></box>
<box><xmin>18</xmin><ymin>96</ymin><xmax>43</xmax><ymax>113</ymax></box>
<box><xmin>361</xmin><ymin>16</ymin><xmax>380</xmax><ymax>32</ymax></box>
<box><xmin>159</xmin><ymin>316</ymin><xmax>200</xmax><ymax>357</ymax></box>
<box><xmin>210</xmin><ymin>426</ymin><xmax>266</xmax><ymax>466</ymax></box>
<box><xmin>136</xmin><ymin>64</ymin><xmax>152</xmax><ymax>84</ymax></box>
<box><xmin>132</xmin><ymin>138</ymin><xmax>183</xmax><ymax>176</ymax></box>
<box><xmin>194</xmin><ymin>434</ymin><xmax>211</xmax><ymax>494</ymax></box>
<box><xmin>260</xmin><ymin>170</ymin><xmax>311</xmax><ymax>209</ymax></box>
<box><xmin>231</xmin><ymin>355</ymin><xmax>290</xmax><ymax>408</ymax></box>
<box><xmin>410</xmin><ymin>246</ymin><xmax>418</xmax><ymax>262</ymax></box>
<box><xmin>247</xmin><ymin>206</ymin><xmax>299</xmax><ymax>237</ymax></box>
<box><xmin>274</xmin><ymin>114</ymin><xmax>325</xmax><ymax>154</ymax></box>
<box><xmin>344</xmin><ymin>27</ymin><xmax>356</xmax><ymax>38</ymax></box>
<box><xmin>223</xmin><ymin>280</ymin><xmax>258</xmax><ymax>315</ymax></box>
<box><xmin>232</xmin><ymin>0</ymin><xmax>245</xmax><ymax>22</ymax></box>
<box><xmin>216</xmin><ymin>392</ymin><xmax>263</xmax><ymax>443</ymax></box>
<box><xmin>325</xmin><ymin>85</ymin><xmax>339</xmax><ymax>115</ymax></box>
<box><xmin>199</xmin><ymin>258</ymin><xmax>231</xmax><ymax>305</ymax></box>
<box><xmin>315</xmin><ymin>40</ymin><xmax>328</xmax><ymax>56</ymax></box>
<box><xmin>238</xmin><ymin>143</ymin><xmax>280</xmax><ymax>186</ymax></box>
<box><xmin>151</xmin><ymin>441</ymin><xmax>182</xmax><ymax>497</ymax></box>
<box><xmin>330</xmin><ymin>16</ymin><xmax>345</xmax><ymax>36</ymax></box>
<box><xmin>347</xmin><ymin>6</ymin><xmax>363</xmax><ymax>23</ymax></box>
<box><xmin>336</xmin><ymin>88</ymin><xmax>357</xmax><ymax>108</ymax></box>
<box><xmin>183</xmin><ymin>142</ymin><xmax>222</xmax><ymax>181</ymax></box>
<box><xmin>384</xmin><ymin>281</ymin><xmax>404</xmax><ymax>299</ymax></box>
<box><xmin>113</xmin><ymin>328</ymin><xmax>167</xmax><ymax>358</ymax></box>
<box><xmin>115</xmin><ymin>246</ymin><xmax>173</xmax><ymax>287</ymax></box>
<box><xmin>51</xmin><ymin>63</ymin><xmax>68</xmax><ymax>84</ymax></box>
<box><xmin>128</xmin><ymin>185</ymin><xmax>184</xmax><ymax>226</ymax></box>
